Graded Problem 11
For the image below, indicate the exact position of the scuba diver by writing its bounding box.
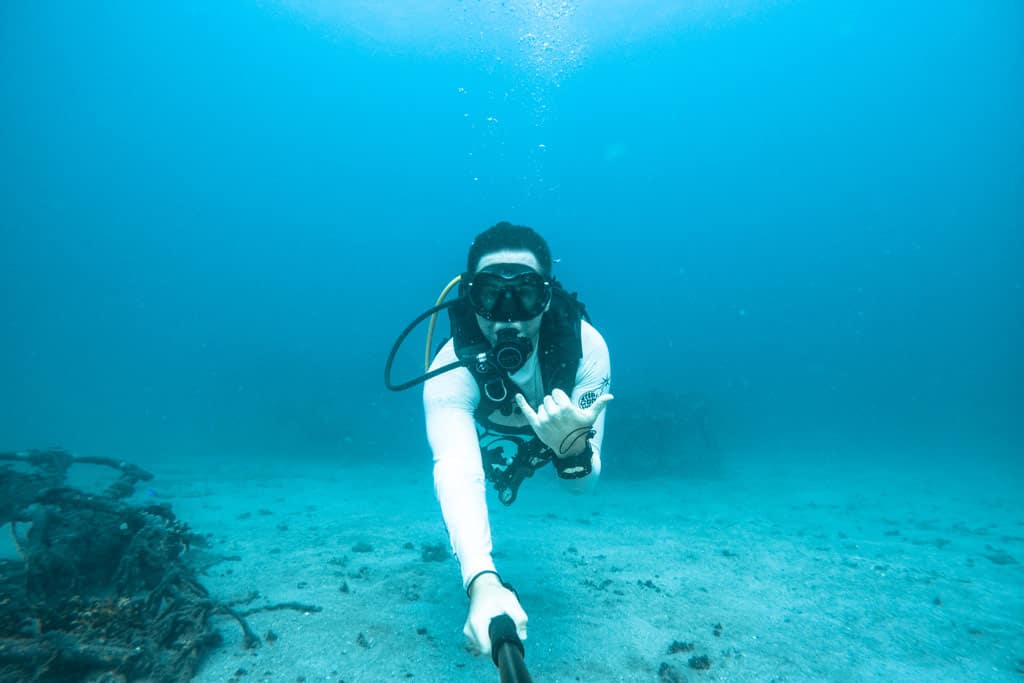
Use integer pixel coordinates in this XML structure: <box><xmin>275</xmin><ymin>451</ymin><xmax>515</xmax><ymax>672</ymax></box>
<box><xmin>384</xmin><ymin>221</ymin><xmax>613</xmax><ymax>658</ymax></box>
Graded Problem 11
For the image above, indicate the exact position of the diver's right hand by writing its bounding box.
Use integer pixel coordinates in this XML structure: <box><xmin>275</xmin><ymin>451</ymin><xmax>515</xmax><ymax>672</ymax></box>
<box><xmin>463</xmin><ymin>573</ymin><xmax>528</xmax><ymax>656</ymax></box>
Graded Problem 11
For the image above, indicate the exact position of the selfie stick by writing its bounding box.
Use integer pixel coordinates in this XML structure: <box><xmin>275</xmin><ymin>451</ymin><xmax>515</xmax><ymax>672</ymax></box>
<box><xmin>489</xmin><ymin>614</ymin><xmax>533</xmax><ymax>682</ymax></box>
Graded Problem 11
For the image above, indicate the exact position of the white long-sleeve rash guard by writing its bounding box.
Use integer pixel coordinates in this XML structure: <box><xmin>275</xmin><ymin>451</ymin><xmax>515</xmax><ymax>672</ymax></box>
<box><xmin>423</xmin><ymin>320</ymin><xmax>611</xmax><ymax>589</ymax></box>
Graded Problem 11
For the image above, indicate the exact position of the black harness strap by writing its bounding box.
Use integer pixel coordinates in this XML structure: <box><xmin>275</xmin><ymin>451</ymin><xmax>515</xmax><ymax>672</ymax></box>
<box><xmin>449</xmin><ymin>281</ymin><xmax>586</xmax><ymax>425</ymax></box>
<box><xmin>445</xmin><ymin>281</ymin><xmax>588</xmax><ymax>504</ymax></box>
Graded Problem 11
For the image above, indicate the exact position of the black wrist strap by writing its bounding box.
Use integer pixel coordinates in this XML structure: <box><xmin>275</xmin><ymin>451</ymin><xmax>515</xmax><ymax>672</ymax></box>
<box><xmin>555</xmin><ymin>441</ymin><xmax>594</xmax><ymax>479</ymax></box>
<box><xmin>466</xmin><ymin>570</ymin><xmax>519</xmax><ymax>599</ymax></box>
<box><xmin>466</xmin><ymin>570</ymin><xmax>501</xmax><ymax>597</ymax></box>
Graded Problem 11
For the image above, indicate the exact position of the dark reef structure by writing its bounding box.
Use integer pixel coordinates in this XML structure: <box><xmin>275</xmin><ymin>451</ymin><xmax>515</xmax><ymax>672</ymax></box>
<box><xmin>604</xmin><ymin>389</ymin><xmax>724</xmax><ymax>479</ymax></box>
<box><xmin>0</xmin><ymin>448</ymin><xmax>257</xmax><ymax>683</ymax></box>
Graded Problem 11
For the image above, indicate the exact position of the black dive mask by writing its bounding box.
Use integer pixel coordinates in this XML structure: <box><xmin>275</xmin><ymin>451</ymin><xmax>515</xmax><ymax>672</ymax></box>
<box><xmin>467</xmin><ymin>264</ymin><xmax>551</xmax><ymax>322</ymax></box>
<box><xmin>489</xmin><ymin>328</ymin><xmax>533</xmax><ymax>374</ymax></box>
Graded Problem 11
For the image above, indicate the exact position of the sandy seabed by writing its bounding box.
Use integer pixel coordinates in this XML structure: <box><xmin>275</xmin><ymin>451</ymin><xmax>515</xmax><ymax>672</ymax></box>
<box><xmin>146</xmin><ymin>450</ymin><xmax>1024</xmax><ymax>683</ymax></box>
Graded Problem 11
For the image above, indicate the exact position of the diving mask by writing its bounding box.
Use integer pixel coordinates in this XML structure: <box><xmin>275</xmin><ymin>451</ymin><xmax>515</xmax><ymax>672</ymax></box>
<box><xmin>467</xmin><ymin>263</ymin><xmax>552</xmax><ymax>322</ymax></box>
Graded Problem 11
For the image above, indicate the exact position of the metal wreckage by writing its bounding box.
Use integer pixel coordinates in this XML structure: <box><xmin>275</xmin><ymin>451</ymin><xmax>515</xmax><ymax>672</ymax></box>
<box><xmin>0</xmin><ymin>448</ymin><xmax>264</xmax><ymax>683</ymax></box>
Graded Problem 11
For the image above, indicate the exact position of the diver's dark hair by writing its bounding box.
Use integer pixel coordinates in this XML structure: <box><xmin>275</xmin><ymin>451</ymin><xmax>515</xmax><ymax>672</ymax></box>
<box><xmin>467</xmin><ymin>221</ymin><xmax>552</xmax><ymax>276</ymax></box>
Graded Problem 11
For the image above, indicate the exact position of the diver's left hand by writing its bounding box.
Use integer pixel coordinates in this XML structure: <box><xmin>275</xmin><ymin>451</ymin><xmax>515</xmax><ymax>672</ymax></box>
<box><xmin>514</xmin><ymin>388</ymin><xmax>613</xmax><ymax>457</ymax></box>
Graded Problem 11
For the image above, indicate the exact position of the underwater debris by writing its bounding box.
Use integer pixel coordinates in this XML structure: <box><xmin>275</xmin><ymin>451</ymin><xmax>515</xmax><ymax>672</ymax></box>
<box><xmin>637</xmin><ymin>578</ymin><xmax>663</xmax><ymax>593</ymax></box>
<box><xmin>0</xmin><ymin>448</ymin><xmax>264</xmax><ymax>683</ymax></box>
<box><xmin>582</xmin><ymin>577</ymin><xmax>613</xmax><ymax>592</ymax></box>
<box><xmin>657</xmin><ymin>661</ymin><xmax>688</xmax><ymax>682</ymax></box>
<box><xmin>688</xmin><ymin>654</ymin><xmax>712</xmax><ymax>670</ymax></box>
<box><xmin>420</xmin><ymin>543</ymin><xmax>449</xmax><ymax>562</ymax></box>
<box><xmin>981</xmin><ymin>545</ymin><xmax>1018</xmax><ymax>565</ymax></box>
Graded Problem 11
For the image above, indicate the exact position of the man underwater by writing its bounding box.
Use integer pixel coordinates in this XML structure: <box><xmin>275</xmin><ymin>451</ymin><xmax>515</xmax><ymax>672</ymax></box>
<box><xmin>420</xmin><ymin>222</ymin><xmax>613</xmax><ymax>655</ymax></box>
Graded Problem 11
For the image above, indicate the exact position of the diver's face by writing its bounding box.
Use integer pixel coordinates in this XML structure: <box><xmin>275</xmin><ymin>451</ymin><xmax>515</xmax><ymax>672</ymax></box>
<box><xmin>473</xmin><ymin>250</ymin><xmax>547</xmax><ymax>346</ymax></box>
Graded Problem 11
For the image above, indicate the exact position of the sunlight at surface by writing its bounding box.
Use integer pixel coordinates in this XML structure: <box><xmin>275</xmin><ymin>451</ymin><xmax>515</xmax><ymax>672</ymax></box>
<box><xmin>277</xmin><ymin>0</ymin><xmax>780</xmax><ymax>80</ymax></box>
<box><xmin>272</xmin><ymin>0</ymin><xmax>784</xmax><ymax>202</ymax></box>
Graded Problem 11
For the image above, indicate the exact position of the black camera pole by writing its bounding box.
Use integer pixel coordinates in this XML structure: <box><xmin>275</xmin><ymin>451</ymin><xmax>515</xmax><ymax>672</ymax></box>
<box><xmin>489</xmin><ymin>614</ymin><xmax>533</xmax><ymax>682</ymax></box>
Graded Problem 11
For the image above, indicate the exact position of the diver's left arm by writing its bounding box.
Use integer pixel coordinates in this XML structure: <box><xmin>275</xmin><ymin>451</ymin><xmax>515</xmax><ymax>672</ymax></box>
<box><xmin>514</xmin><ymin>320</ymin><xmax>612</xmax><ymax>492</ymax></box>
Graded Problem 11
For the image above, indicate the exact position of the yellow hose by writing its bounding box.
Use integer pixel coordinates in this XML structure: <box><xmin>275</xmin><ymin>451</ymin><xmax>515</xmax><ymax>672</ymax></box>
<box><xmin>425</xmin><ymin>275</ymin><xmax>463</xmax><ymax>372</ymax></box>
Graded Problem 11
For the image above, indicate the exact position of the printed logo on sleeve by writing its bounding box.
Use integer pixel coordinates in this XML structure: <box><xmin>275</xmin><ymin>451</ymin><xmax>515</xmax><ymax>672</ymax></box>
<box><xmin>577</xmin><ymin>376</ymin><xmax>611</xmax><ymax>410</ymax></box>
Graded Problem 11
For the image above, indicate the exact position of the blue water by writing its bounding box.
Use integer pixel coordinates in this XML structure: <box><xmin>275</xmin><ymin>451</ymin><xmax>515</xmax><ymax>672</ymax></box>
<box><xmin>1</xmin><ymin>1</ymin><xmax>1020</xmax><ymax>473</ymax></box>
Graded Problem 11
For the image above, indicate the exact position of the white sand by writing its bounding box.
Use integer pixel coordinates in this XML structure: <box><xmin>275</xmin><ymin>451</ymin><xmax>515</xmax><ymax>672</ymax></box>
<box><xmin>143</xmin><ymin>450</ymin><xmax>1024</xmax><ymax>683</ymax></box>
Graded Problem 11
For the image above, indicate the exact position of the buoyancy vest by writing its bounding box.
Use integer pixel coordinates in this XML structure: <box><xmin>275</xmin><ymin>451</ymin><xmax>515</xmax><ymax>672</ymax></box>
<box><xmin>449</xmin><ymin>279</ymin><xmax>587</xmax><ymax>426</ymax></box>
<box><xmin>446</xmin><ymin>280</ymin><xmax>589</xmax><ymax>504</ymax></box>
